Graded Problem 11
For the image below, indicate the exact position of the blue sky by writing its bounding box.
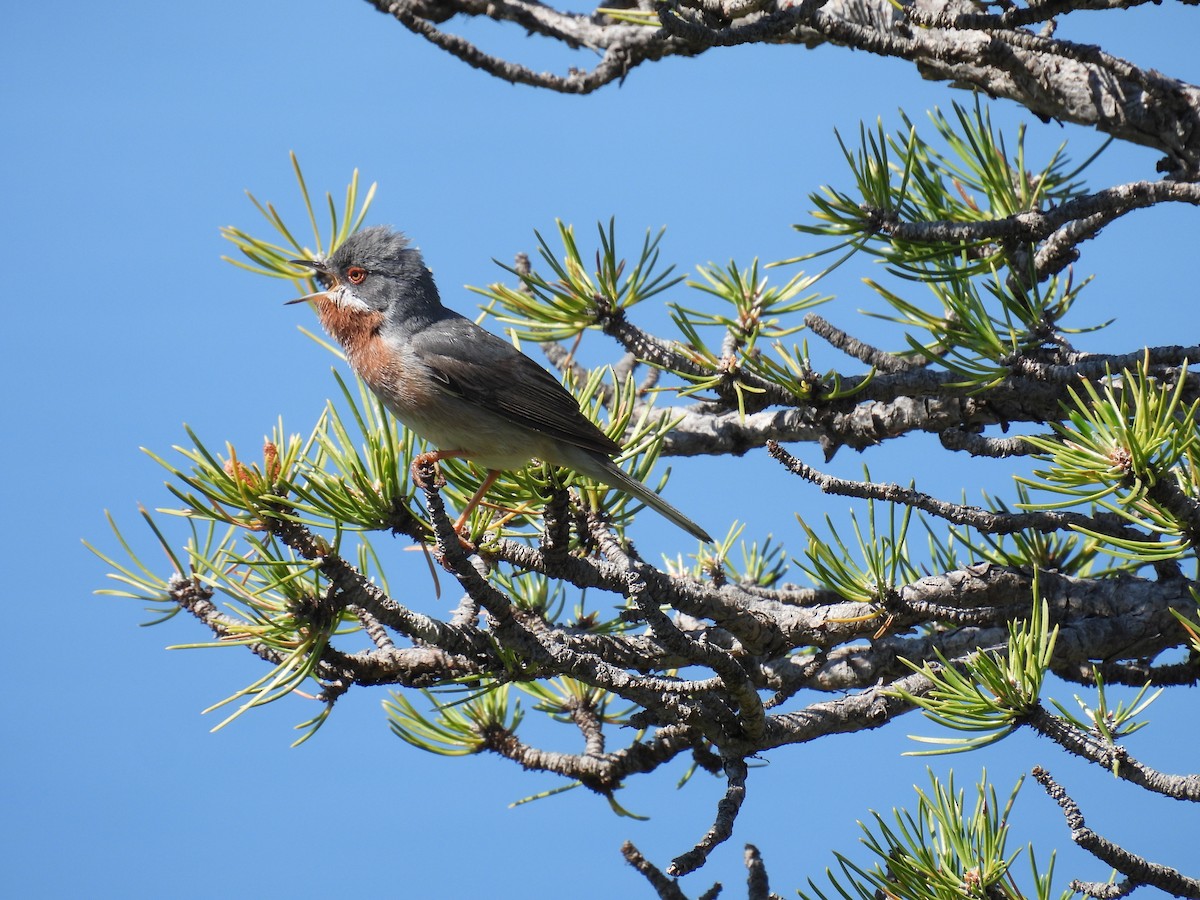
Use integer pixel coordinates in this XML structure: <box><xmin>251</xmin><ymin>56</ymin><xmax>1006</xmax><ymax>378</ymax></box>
<box><xmin>4</xmin><ymin>2</ymin><xmax>1199</xmax><ymax>897</ymax></box>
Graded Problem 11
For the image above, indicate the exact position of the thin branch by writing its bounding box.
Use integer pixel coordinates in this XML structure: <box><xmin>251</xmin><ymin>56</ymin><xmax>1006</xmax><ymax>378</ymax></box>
<box><xmin>804</xmin><ymin>312</ymin><xmax>920</xmax><ymax>372</ymax></box>
<box><xmin>1026</xmin><ymin>706</ymin><xmax>1200</xmax><ymax>802</ymax></box>
<box><xmin>669</xmin><ymin>756</ymin><xmax>750</xmax><ymax>876</ymax></box>
<box><xmin>368</xmin><ymin>0</ymin><xmax>668</xmax><ymax>93</ymax></box>
<box><xmin>622</xmin><ymin>842</ymin><xmax>691</xmax><ymax>900</ymax></box>
<box><xmin>744</xmin><ymin>843</ymin><xmax>781</xmax><ymax>900</ymax></box>
<box><xmin>1051</xmin><ymin>657</ymin><xmax>1200</xmax><ymax>688</ymax></box>
<box><xmin>1033</xmin><ymin>766</ymin><xmax>1200</xmax><ymax>898</ymax></box>
<box><xmin>765</xmin><ymin>441</ymin><xmax>1156</xmax><ymax>545</ymax></box>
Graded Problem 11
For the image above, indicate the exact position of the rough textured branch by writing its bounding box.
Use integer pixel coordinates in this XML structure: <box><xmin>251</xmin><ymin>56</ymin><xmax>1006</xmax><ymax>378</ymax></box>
<box><xmin>364</xmin><ymin>0</ymin><xmax>1200</xmax><ymax>176</ymax></box>
<box><xmin>1034</xmin><ymin>766</ymin><xmax>1200</xmax><ymax>897</ymax></box>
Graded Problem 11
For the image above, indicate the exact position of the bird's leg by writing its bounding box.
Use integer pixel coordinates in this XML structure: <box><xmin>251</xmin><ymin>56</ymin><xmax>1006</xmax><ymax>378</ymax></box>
<box><xmin>453</xmin><ymin>470</ymin><xmax>501</xmax><ymax>534</ymax></box>
<box><xmin>410</xmin><ymin>451</ymin><xmax>502</xmax><ymax>540</ymax></box>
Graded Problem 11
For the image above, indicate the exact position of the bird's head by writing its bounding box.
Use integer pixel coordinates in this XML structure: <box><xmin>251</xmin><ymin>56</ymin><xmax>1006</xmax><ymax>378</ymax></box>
<box><xmin>288</xmin><ymin>225</ymin><xmax>438</xmax><ymax>316</ymax></box>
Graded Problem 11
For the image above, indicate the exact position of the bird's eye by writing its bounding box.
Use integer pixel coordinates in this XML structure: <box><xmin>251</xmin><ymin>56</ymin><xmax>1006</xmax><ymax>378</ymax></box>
<box><xmin>346</xmin><ymin>266</ymin><xmax>367</xmax><ymax>285</ymax></box>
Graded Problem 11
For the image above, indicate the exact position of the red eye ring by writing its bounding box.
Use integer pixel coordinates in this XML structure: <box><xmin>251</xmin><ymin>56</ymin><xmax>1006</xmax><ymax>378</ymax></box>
<box><xmin>346</xmin><ymin>266</ymin><xmax>367</xmax><ymax>285</ymax></box>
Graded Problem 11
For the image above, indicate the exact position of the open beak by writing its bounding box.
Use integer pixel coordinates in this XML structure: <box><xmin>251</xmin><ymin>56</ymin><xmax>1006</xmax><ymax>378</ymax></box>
<box><xmin>287</xmin><ymin>258</ymin><xmax>332</xmax><ymax>305</ymax></box>
<box><xmin>285</xmin><ymin>290</ymin><xmax>330</xmax><ymax>306</ymax></box>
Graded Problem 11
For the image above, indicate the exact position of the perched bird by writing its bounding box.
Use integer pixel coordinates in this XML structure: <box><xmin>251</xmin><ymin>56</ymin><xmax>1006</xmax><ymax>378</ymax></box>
<box><xmin>289</xmin><ymin>226</ymin><xmax>712</xmax><ymax>543</ymax></box>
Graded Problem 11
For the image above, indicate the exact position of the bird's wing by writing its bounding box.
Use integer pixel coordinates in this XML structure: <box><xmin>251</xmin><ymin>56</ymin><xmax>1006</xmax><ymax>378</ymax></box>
<box><xmin>413</xmin><ymin>317</ymin><xmax>623</xmax><ymax>457</ymax></box>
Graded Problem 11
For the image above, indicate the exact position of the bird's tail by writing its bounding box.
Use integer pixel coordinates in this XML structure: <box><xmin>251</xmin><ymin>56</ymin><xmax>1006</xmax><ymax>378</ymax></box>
<box><xmin>571</xmin><ymin>451</ymin><xmax>713</xmax><ymax>544</ymax></box>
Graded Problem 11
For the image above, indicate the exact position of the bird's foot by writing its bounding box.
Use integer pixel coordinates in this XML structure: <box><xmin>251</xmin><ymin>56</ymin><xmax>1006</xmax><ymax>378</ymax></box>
<box><xmin>453</xmin><ymin>531</ymin><xmax>478</xmax><ymax>555</ymax></box>
<box><xmin>447</xmin><ymin>511</ymin><xmax>482</xmax><ymax>554</ymax></box>
<box><xmin>411</xmin><ymin>451</ymin><xmax>446</xmax><ymax>489</ymax></box>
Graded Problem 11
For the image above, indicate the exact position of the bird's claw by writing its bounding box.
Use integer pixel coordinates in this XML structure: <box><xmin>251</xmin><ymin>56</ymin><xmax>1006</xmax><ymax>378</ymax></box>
<box><xmin>411</xmin><ymin>451</ymin><xmax>446</xmax><ymax>489</ymax></box>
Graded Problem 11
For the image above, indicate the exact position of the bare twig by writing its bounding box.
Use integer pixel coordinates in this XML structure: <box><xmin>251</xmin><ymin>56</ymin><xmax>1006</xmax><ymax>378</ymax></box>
<box><xmin>669</xmin><ymin>757</ymin><xmax>750</xmax><ymax>876</ymax></box>
<box><xmin>1033</xmin><ymin>766</ymin><xmax>1200</xmax><ymax>897</ymax></box>
<box><xmin>622</xmin><ymin>842</ymin><xmax>691</xmax><ymax>900</ymax></box>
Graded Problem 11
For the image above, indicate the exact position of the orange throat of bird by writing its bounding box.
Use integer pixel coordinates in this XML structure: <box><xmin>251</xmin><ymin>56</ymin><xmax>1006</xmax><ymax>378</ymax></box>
<box><xmin>314</xmin><ymin>297</ymin><xmax>390</xmax><ymax>384</ymax></box>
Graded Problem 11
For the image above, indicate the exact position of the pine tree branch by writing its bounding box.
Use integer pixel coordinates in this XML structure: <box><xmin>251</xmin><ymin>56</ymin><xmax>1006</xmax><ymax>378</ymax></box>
<box><xmin>765</xmin><ymin>442</ymin><xmax>1159</xmax><ymax>546</ymax></box>
<box><xmin>622</xmin><ymin>842</ymin><xmax>692</xmax><ymax>900</ymax></box>
<box><xmin>365</xmin><ymin>0</ymin><xmax>1200</xmax><ymax>175</ymax></box>
<box><xmin>669</xmin><ymin>757</ymin><xmax>750</xmax><ymax>876</ymax></box>
<box><xmin>1034</xmin><ymin>766</ymin><xmax>1200</xmax><ymax>898</ymax></box>
<box><xmin>1026</xmin><ymin>706</ymin><xmax>1200</xmax><ymax>802</ymax></box>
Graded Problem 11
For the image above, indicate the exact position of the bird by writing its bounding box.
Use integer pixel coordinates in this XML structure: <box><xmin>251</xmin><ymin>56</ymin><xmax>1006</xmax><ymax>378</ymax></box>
<box><xmin>288</xmin><ymin>225</ymin><xmax>712</xmax><ymax>543</ymax></box>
